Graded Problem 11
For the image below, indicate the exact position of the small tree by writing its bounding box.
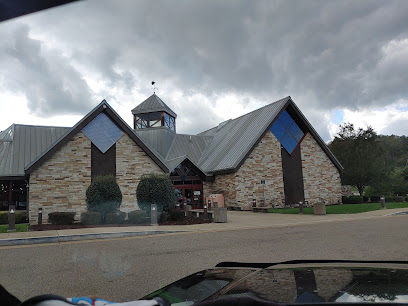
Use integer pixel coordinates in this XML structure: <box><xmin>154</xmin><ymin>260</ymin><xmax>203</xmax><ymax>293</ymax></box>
<box><xmin>136</xmin><ymin>173</ymin><xmax>176</xmax><ymax>214</ymax></box>
<box><xmin>328</xmin><ymin>123</ymin><xmax>384</xmax><ymax>196</ymax></box>
<box><xmin>86</xmin><ymin>175</ymin><xmax>122</xmax><ymax>222</ymax></box>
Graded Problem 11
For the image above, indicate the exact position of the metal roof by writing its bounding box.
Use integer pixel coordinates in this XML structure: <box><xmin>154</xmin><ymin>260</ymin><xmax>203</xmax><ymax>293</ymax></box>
<box><xmin>197</xmin><ymin>97</ymin><xmax>290</xmax><ymax>173</ymax></box>
<box><xmin>131</xmin><ymin>94</ymin><xmax>177</xmax><ymax>118</ymax></box>
<box><xmin>135</xmin><ymin>127</ymin><xmax>176</xmax><ymax>159</ymax></box>
<box><xmin>165</xmin><ymin>134</ymin><xmax>213</xmax><ymax>163</ymax></box>
<box><xmin>0</xmin><ymin>124</ymin><xmax>70</xmax><ymax>177</ymax></box>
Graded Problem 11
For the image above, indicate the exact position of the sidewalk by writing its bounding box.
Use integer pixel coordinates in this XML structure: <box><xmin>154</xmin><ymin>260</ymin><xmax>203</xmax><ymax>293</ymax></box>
<box><xmin>1</xmin><ymin>207</ymin><xmax>407</xmax><ymax>247</ymax></box>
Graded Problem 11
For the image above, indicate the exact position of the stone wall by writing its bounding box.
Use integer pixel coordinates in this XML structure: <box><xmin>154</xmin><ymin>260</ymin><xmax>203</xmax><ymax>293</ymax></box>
<box><xmin>29</xmin><ymin>131</ymin><xmax>165</xmax><ymax>224</ymax></box>
<box><xmin>29</xmin><ymin>132</ymin><xmax>91</xmax><ymax>224</ymax></box>
<box><xmin>209</xmin><ymin>131</ymin><xmax>285</xmax><ymax>209</ymax></box>
<box><xmin>301</xmin><ymin>133</ymin><xmax>342</xmax><ymax>205</ymax></box>
<box><xmin>116</xmin><ymin>133</ymin><xmax>164</xmax><ymax>212</ymax></box>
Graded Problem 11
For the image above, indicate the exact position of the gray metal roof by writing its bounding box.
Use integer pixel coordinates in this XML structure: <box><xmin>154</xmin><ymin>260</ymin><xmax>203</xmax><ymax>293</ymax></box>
<box><xmin>0</xmin><ymin>124</ymin><xmax>70</xmax><ymax>177</ymax></box>
<box><xmin>165</xmin><ymin>134</ymin><xmax>213</xmax><ymax>163</ymax></box>
<box><xmin>197</xmin><ymin>97</ymin><xmax>290</xmax><ymax>173</ymax></box>
<box><xmin>131</xmin><ymin>94</ymin><xmax>177</xmax><ymax>118</ymax></box>
<box><xmin>135</xmin><ymin>127</ymin><xmax>176</xmax><ymax>159</ymax></box>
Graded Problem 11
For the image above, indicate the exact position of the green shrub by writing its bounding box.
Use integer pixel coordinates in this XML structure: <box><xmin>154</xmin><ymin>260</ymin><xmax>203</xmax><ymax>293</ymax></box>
<box><xmin>370</xmin><ymin>196</ymin><xmax>380</xmax><ymax>202</ymax></box>
<box><xmin>394</xmin><ymin>196</ymin><xmax>405</xmax><ymax>202</ymax></box>
<box><xmin>362</xmin><ymin>196</ymin><xmax>369</xmax><ymax>203</ymax></box>
<box><xmin>169</xmin><ymin>210</ymin><xmax>184</xmax><ymax>221</ymax></box>
<box><xmin>136</xmin><ymin>173</ymin><xmax>176</xmax><ymax>214</ymax></box>
<box><xmin>405</xmin><ymin>197</ymin><xmax>408</xmax><ymax>202</ymax></box>
<box><xmin>159</xmin><ymin>211</ymin><xmax>169</xmax><ymax>223</ymax></box>
<box><xmin>105</xmin><ymin>211</ymin><xmax>126</xmax><ymax>224</ymax></box>
<box><xmin>385</xmin><ymin>197</ymin><xmax>393</xmax><ymax>203</ymax></box>
<box><xmin>342</xmin><ymin>196</ymin><xmax>363</xmax><ymax>204</ymax></box>
<box><xmin>86</xmin><ymin>175</ymin><xmax>122</xmax><ymax>221</ymax></box>
<box><xmin>0</xmin><ymin>211</ymin><xmax>27</xmax><ymax>224</ymax></box>
<box><xmin>0</xmin><ymin>213</ymin><xmax>8</xmax><ymax>225</ymax></box>
<box><xmin>128</xmin><ymin>210</ymin><xmax>147</xmax><ymax>224</ymax></box>
<box><xmin>81</xmin><ymin>212</ymin><xmax>102</xmax><ymax>225</ymax></box>
<box><xmin>48</xmin><ymin>212</ymin><xmax>76</xmax><ymax>225</ymax></box>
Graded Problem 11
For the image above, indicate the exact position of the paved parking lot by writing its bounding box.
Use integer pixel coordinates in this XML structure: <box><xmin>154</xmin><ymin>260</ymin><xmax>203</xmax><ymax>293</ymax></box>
<box><xmin>0</xmin><ymin>210</ymin><xmax>407</xmax><ymax>302</ymax></box>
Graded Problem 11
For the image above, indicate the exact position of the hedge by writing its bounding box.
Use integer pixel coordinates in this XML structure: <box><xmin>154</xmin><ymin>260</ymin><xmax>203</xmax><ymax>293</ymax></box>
<box><xmin>128</xmin><ymin>210</ymin><xmax>147</xmax><ymax>224</ymax></box>
<box><xmin>342</xmin><ymin>196</ymin><xmax>363</xmax><ymax>204</ymax></box>
<box><xmin>370</xmin><ymin>196</ymin><xmax>380</xmax><ymax>202</ymax></box>
<box><xmin>81</xmin><ymin>212</ymin><xmax>102</xmax><ymax>225</ymax></box>
<box><xmin>394</xmin><ymin>196</ymin><xmax>405</xmax><ymax>202</ymax></box>
<box><xmin>169</xmin><ymin>210</ymin><xmax>184</xmax><ymax>221</ymax></box>
<box><xmin>48</xmin><ymin>212</ymin><xmax>76</xmax><ymax>225</ymax></box>
<box><xmin>105</xmin><ymin>211</ymin><xmax>126</xmax><ymax>224</ymax></box>
<box><xmin>0</xmin><ymin>211</ymin><xmax>26</xmax><ymax>224</ymax></box>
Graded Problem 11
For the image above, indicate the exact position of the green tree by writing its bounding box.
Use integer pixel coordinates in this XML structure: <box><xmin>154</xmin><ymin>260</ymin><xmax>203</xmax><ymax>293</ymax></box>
<box><xmin>328</xmin><ymin>123</ymin><xmax>384</xmax><ymax>196</ymax></box>
<box><xmin>136</xmin><ymin>173</ymin><xmax>176</xmax><ymax>214</ymax></box>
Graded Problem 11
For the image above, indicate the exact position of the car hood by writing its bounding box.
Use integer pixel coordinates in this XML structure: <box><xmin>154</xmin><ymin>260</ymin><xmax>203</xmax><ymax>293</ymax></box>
<box><xmin>143</xmin><ymin>260</ymin><xmax>408</xmax><ymax>305</ymax></box>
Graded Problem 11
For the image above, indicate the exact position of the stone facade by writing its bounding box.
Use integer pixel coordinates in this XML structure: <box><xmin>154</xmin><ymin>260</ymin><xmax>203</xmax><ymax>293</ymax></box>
<box><xmin>116</xmin><ymin>133</ymin><xmax>164</xmax><ymax>212</ymax></box>
<box><xmin>29</xmin><ymin>132</ymin><xmax>91</xmax><ymax>224</ymax></box>
<box><xmin>300</xmin><ymin>133</ymin><xmax>342</xmax><ymax>205</ymax></box>
<box><xmin>206</xmin><ymin>131</ymin><xmax>285</xmax><ymax>209</ymax></box>
<box><xmin>29</xmin><ymin>131</ymin><xmax>164</xmax><ymax>224</ymax></box>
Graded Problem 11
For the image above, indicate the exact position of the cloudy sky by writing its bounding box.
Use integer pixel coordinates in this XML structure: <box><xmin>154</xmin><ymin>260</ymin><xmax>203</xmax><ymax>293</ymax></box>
<box><xmin>1</xmin><ymin>0</ymin><xmax>408</xmax><ymax>142</ymax></box>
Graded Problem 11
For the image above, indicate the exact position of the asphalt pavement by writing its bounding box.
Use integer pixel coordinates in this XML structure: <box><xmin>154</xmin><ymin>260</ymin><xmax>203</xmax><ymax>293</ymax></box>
<box><xmin>0</xmin><ymin>208</ymin><xmax>407</xmax><ymax>302</ymax></box>
<box><xmin>1</xmin><ymin>207</ymin><xmax>407</xmax><ymax>246</ymax></box>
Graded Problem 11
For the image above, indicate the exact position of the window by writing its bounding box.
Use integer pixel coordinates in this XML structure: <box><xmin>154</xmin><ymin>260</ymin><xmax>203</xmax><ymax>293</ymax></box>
<box><xmin>270</xmin><ymin>110</ymin><xmax>304</xmax><ymax>154</ymax></box>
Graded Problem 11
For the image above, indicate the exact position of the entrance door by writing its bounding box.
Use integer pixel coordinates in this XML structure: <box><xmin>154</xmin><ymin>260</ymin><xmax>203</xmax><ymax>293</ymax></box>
<box><xmin>173</xmin><ymin>185</ymin><xmax>203</xmax><ymax>209</ymax></box>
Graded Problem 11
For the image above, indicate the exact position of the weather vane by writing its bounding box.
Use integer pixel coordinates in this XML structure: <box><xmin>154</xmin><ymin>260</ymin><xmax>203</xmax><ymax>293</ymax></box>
<box><xmin>152</xmin><ymin>81</ymin><xmax>158</xmax><ymax>94</ymax></box>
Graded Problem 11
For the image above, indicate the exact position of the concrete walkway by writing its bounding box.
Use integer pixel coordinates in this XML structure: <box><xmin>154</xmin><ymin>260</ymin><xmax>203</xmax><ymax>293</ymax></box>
<box><xmin>1</xmin><ymin>207</ymin><xmax>407</xmax><ymax>246</ymax></box>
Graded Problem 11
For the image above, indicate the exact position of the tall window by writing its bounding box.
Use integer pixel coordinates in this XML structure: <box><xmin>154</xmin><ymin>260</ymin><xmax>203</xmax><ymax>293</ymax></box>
<box><xmin>270</xmin><ymin>110</ymin><xmax>304</xmax><ymax>154</ymax></box>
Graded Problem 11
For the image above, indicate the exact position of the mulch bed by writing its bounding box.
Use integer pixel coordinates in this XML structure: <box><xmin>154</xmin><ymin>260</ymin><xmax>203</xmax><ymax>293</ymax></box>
<box><xmin>29</xmin><ymin>217</ymin><xmax>213</xmax><ymax>231</ymax></box>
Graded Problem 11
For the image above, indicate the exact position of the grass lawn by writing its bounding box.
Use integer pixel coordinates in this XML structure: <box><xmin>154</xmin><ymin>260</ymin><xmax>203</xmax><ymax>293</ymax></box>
<box><xmin>0</xmin><ymin>223</ymin><xmax>29</xmax><ymax>233</ymax></box>
<box><xmin>267</xmin><ymin>202</ymin><xmax>408</xmax><ymax>214</ymax></box>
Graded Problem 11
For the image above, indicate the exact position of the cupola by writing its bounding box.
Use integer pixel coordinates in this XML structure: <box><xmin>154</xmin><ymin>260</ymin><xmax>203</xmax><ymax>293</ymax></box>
<box><xmin>131</xmin><ymin>94</ymin><xmax>176</xmax><ymax>132</ymax></box>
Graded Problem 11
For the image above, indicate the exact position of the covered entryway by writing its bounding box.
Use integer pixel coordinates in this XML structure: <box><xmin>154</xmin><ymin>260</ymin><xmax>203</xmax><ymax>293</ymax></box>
<box><xmin>170</xmin><ymin>159</ymin><xmax>210</xmax><ymax>209</ymax></box>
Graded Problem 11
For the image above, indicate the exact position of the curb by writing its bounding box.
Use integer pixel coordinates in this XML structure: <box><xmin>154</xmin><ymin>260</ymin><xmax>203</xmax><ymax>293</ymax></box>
<box><xmin>0</xmin><ymin>230</ymin><xmax>185</xmax><ymax>246</ymax></box>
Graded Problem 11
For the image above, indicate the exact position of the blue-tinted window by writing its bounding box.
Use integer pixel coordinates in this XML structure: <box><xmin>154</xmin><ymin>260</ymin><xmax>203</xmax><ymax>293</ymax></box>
<box><xmin>82</xmin><ymin>113</ymin><xmax>124</xmax><ymax>153</ymax></box>
<box><xmin>270</xmin><ymin>120</ymin><xmax>286</xmax><ymax>140</ymax></box>
<box><xmin>270</xmin><ymin>109</ymin><xmax>304</xmax><ymax>154</ymax></box>
<box><xmin>281</xmin><ymin>133</ymin><xmax>298</xmax><ymax>154</ymax></box>
<box><xmin>289</xmin><ymin>123</ymin><xmax>304</xmax><ymax>142</ymax></box>
<box><xmin>279</xmin><ymin>110</ymin><xmax>294</xmax><ymax>128</ymax></box>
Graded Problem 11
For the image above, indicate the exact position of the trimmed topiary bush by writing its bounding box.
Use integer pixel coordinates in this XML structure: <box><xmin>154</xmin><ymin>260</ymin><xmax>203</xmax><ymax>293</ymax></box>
<box><xmin>105</xmin><ymin>211</ymin><xmax>126</xmax><ymax>224</ymax></box>
<box><xmin>128</xmin><ymin>210</ymin><xmax>147</xmax><ymax>224</ymax></box>
<box><xmin>86</xmin><ymin>175</ymin><xmax>122</xmax><ymax>222</ymax></box>
<box><xmin>48</xmin><ymin>212</ymin><xmax>76</xmax><ymax>225</ymax></box>
<box><xmin>394</xmin><ymin>196</ymin><xmax>405</xmax><ymax>202</ymax></box>
<box><xmin>81</xmin><ymin>212</ymin><xmax>102</xmax><ymax>225</ymax></box>
<box><xmin>136</xmin><ymin>173</ymin><xmax>176</xmax><ymax>214</ymax></box>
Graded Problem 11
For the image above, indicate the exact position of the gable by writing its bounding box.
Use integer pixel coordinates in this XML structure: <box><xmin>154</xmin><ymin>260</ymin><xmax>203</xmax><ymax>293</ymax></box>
<box><xmin>25</xmin><ymin>100</ymin><xmax>169</xmax><ymax>175</ymax></box>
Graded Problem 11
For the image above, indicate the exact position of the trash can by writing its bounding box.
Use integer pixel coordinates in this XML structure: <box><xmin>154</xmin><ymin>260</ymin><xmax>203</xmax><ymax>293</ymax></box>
<box><xmin>313</xmin><ymin>203</ymin><xmax>326</xmax><ymax>215</ymax></box>
<box><xmin>214</xmin><ymin>207</ymin><xmax>227</xmax><ymax>223</ymax></box>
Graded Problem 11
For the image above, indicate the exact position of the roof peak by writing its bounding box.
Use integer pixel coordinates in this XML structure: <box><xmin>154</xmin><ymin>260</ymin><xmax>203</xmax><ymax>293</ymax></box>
<box><xmin>131</xmin><ymin>94</ymin><xmax>177</xmax><ymax>118</ymax></box>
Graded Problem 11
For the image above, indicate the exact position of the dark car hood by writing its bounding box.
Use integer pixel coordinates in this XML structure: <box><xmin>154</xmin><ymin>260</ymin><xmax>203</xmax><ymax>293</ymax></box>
<box><xmin>143</xmin><ymin>260</ymin><xmax>408</xmax><ymax>305</ymax></box>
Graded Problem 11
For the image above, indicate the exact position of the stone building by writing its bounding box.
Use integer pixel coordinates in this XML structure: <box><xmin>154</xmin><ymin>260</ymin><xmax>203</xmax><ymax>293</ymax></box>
<box><xmin>0</xmin><ymin>94</ymin><xmax>342</xmax><ymax>224</ymax></box>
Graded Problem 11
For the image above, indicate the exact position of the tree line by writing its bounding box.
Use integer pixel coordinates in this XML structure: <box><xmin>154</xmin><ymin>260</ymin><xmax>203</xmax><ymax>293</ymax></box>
<box><xmin>328</xmin><ymin>123</ymin><xmax>408</xmax><ymax>197</ymax></box>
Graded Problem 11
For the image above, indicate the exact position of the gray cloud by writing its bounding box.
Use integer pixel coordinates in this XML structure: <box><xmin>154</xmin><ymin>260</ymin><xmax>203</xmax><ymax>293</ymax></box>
<box><xmin>1</xmin><ymin>0</ymin><xmax>408</xmax><ymax>139</ymax></box>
